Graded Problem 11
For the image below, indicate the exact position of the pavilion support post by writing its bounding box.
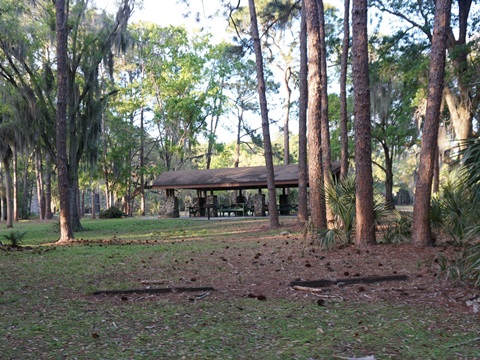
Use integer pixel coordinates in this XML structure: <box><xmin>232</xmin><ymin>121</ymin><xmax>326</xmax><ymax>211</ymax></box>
<box><xmin>253</xmin><ymin>192</ymin><xmax>266</xmax><ymax>216</ymax></box>
<box><xmin>158</xmin><ymin>189</ymin><xmax>179</xmax><ymax>218</ymax></box>
<box><xmin>194</xmin><ymin>190</ymin><xmax>206</xmax><ymax>217</ymax></box>
<box><xmin>279</xmin><ymin>192</ymin><xmax>290</xmax><ymax>215</ymax></box>
<box><xmin>206</xmin><ymin>194</ymin><xmax>218</xmax><ymax>218</ymax></box>
<box><xmin>236</xmin><ymin>189</ymin><xmax>246</xmax><ymax>205</ymax></box>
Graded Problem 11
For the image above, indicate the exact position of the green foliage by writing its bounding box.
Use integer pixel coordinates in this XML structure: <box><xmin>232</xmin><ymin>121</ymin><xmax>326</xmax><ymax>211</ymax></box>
<box><xmin>433</xmin><ymin>243</ymin><xmax>480</xmax><ymax>289</ymax></box>
<box><xmin>379</xmin><ymin>210</ymin><xmax>412</xmax><ymax>244</ymax></box>
<box><xmin>2</xmin><ymin>231</ymin><xmax>27</xmax><ymax>247</ymax></box>
<box><xmin>99</xmin><ymin>206</ymin><xmax>124</xmax><ymax>219</ymax></box>
<box><xmin>308</xmin><ymin>177</ymin><xmax>387</xmax><ymax>249</ymax></box>
<box><xmin>430</xmin><ymin>170</ymin><xmax>480</xmax><ymax>245</ymax></box>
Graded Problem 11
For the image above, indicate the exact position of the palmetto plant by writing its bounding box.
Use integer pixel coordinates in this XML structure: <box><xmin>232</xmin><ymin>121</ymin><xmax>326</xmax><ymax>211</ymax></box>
<box><xmin>431</xmin><ymin>140</ymin><xmax>480</xmax><ymax>288</ymax></box>
<box><xmin>430</xmin><ymin>172</ymin><xmax>479</xmax><ymax>245</ymax></box>
<box><xmin>309</xmin><ymin>176</ymin><xmax>387</xmax><ymax>249</ymax></box>
<box><xmin>2</xmin><ymin>231</ymin><xmax>27</xmax><ymax>247</ymax></box>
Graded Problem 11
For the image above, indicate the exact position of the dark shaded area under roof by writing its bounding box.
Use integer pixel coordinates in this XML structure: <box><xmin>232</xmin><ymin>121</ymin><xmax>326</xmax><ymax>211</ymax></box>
<box><xmin>152</xmin><ymin>162</ymin><xmax>341</xmax><ymax>191</ymax></box>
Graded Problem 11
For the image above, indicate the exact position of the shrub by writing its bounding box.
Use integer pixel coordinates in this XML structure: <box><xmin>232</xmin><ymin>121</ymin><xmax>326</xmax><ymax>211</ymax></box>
<box><xmin>2</xmin><ymin>231</ymin><xmax>27</xmax><ymax>247</ymax></box>
<box><xmin>307</xmin><ymin>176</ymin><xmax>387</xmax><ymax>249</ymax></box>
<box><xmin>99</xmin><ymin>206</ymin><xmax>124</xmax><ymax>219</ymax></box>
<box><xmin>380</xmin><ymin>210</ymin><xmax>412</xmax><ymax>244</ymax></box>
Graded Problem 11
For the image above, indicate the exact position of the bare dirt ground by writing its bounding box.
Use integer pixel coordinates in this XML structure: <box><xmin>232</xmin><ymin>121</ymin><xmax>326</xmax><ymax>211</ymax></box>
<box><xmin>108</xmin><ymin>218</ymin><xmax>479</xmax><ymax>317</ymax></box>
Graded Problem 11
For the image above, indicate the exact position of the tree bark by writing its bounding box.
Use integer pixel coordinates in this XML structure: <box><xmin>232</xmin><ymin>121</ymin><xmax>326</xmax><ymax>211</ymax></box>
<box><xmin>382</xmin><ymin>142</ymin><xmax>395</xmax><ymax>210</ymax></box>
<box><xmin>44</xmin><ymin>152</ymin><xmax>53</xmax><ymax>219</ymax></box>
<box><xmin>352</xmin><ymin>0</ymin><xmax>376</xmax><ymax>246</ymax></box>
<box><xmin>317</xmin><ymin>0</ymin><xmax>334</xmax><ymax>227</ymax></box>
<box><xmin>340</xmin><ymin>0</ymin><xmax>350</xmax><ymax>181</ymax></box>
<box><xmin>305</xmin><ymin>0</ymin><xmax>327</xmax><ymax>229</ymax></box>
<box><xmin>55</xmin><ymin>0</ymin><xmax>74</xmax><ymax>242</ymax></box>
<box><xmin>283</xmin><ymin>66</ymin><xmax>292</xmax><ymax>166</ymax></box>
<box><xmin>140</xmin><ymin>106</ymin><xmax>146</xmax><ymax>216</ymax></box>
<box><xmin>34</xmin><ymin>146</ymin><xmax>45</xmax><ymax>220</ymax></box>
<box><xmin>2</xmin><ymin>148</ymin><xmax>13</xmax><ymax>228</ymax></box>
<box><xmin>297</xmin><ymin>1</ymin><xmax>309</xmax><ymax>224</ymax></box>
<box><xmin>412</xmin><ymin>0</ymin><xmax>452</xmax><ymax>246</ymax></box>
<box><xmin>12</xmin><ymin>145</ymin><xmax>18</xmax><ymax>222</ymax></box>
<box><xmin>248</xmin><ymin>0</ymin><xmax>280</xmax><ymax>228</ymax></box>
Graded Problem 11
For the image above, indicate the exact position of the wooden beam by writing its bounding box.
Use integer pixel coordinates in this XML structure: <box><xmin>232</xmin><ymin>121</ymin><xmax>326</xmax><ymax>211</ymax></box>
<box><xmin>290</xmin><ymin>275</ymin><xmax>408</xmax><ymax>288</ymax></box>
<box><xmin>93</xmin><ymin>286</ymin><xmax>214</xmax><ymax>296</ymax></box>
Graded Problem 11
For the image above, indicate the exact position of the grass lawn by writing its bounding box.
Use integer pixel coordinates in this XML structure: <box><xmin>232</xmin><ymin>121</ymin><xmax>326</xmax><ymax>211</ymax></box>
<box><xmin>1</xmin><ymin>217</ymin><xmax>479</xmax><ymax>359</ymax></box>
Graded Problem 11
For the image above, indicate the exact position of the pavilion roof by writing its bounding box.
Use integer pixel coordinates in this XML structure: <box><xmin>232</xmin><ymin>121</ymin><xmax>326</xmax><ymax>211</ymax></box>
<box><xmin>152</xmin><ymin>162</ymin><xmax>340</xmax><ymax>191</ymax></box>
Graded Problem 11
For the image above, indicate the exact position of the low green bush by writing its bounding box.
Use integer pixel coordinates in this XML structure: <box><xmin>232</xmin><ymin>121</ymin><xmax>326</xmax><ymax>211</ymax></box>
<box><xmin>99</xmin><ymin>206</ymin><xmax>124</xmax><ymax>219</ymax></box>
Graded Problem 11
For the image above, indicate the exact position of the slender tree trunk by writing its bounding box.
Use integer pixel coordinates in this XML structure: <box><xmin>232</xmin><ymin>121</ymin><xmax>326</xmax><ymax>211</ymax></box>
<box><xmin>297</xmin><ymin>1</ymin><xmax>309</xmax><ymax>224</ymax></box>
<box><xmin>44</xmin><ymin>152</ymin><xmax>53</xmax><ymax>219</ymax></box>
<box><xmin>0</xmin><ymin>162</ymin><xmax>4</xmax><ymax>221</ymax></box>
<box><xmin>412</xmin><ymin>0</ymin><xmax>452</xmax><ymax>246</ymax></box>
<box><xmin>140</xmin><ymin>106</ymin><xmax>146</xmax><ymax>215</ymax></box>
<box><xmin>352</xmin><ymin>0</ymin><xmax>376</xmax><ymax>246</ymax></box>
<box><xmin>444</xmin><ymin>0</ymin><xmax>474</xmax><ymax>144</ymax></box>
<box><xmin>90</xmin><ymin>176</ymin><xmax>96</xmax><ymax>219</ymax></box>
<box><xmin>305</xmin><ymin>0</ymin><xmax>327</xmax><ymax>229</ymax></box>
<box><xmin>248</xmin><ymin>0</ymin><xmax>279</xmax><ymax>228</ymax></box>
<box><xmin>234</xmin><ymin>109</ymin><xmax>243</xmax><ymax>168</ymax></box>
<box><xmin>340</xmin><ymin>0</ymin><xmax>350</xmax><ymax>181</ymax></box>
<box><xmin>22</xmin><ymin>156</ymin><xmax>29</xmax><ymax>219</ymax></box>
<box><xmin>382</xmin><ymin>143</ymin><xmax>395</xmax><ymax>210</ymax></box>
<box><xmin>2</xmin><ymin>149</ymin><xmax>13</xmax><ymax>228</ymax></box>
<box><xmin>206</xmin><ymin>85</ymin><xmax>223</xmax><ymax>170</ymax></box>
<box><xmin>0</xmin><ymin>168</ymin><xmax>4</xmax><ymax>222</ymax></box>
<box><xmin>68</xmin><ymin>168</ymin><xmax>82</xmax><ymax>230</ymax></box>
<box><xmin>317</xmin><ymin>0</ymin><xmax>334</xmax><ymax>227</ymax></box>
<box><xmin>283</xmin><ymin>66</ymin><xmax>292</xmax><ymax>166</ymax></box>
<box><xmin>12</xmin><ymin>145</ymin><xmax>18</xmax><ymax>222</ymax></box>
<box><xmin>433</xmin><ymin>145</ymin><xmax>440</xmax><ymax>193</ymax></box>
<box><xmin>55</xmin><ymin>0</ymin><xmax>74</xmax><ymax>242</ymax></box>
<box><xmin>443</xmin><ymin>86</ymin><xmax>472</xmax><ymax>144</ymax></box>
<box><xmin>35</xmin><ymin>147</ymin><xmax>45</xmax><ymax>220</ymax></box>
<box><xmin>102</xmin><ymin>114</ymin><xmax>111</xmax><ymax>209</ymax></box>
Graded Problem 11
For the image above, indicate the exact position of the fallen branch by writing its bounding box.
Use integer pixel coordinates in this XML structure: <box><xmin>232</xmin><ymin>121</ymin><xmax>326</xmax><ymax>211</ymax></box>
<box><xmin>292</xmin><ymin>285</ymin><xmax>324</xmax><ymax>293</ymax></box>
<box><xmin>93</xmin><ymin>286</ymin><xmax>214</xmax><ymax>296</ymax></box>
<box><xmin>290</xmin><ymin>275</ymin><xmax>408</xmax><ymax>288</ymax></box>
<box><xmin>139</xmin><ymin>280</ymin><xmax>165</xmax><ymax>284</ymax></box>
<box><xmin>447</xmin><ymin>337</ymin><xmax>480</xmax><ymax>348</ymax></box>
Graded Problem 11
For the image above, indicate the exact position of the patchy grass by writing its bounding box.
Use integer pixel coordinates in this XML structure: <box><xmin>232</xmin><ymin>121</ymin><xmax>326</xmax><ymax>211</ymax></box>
<box><xmin>1</xmin><ymin>217</ymin><xmax>479</xmax><ymax>359</ymax></box>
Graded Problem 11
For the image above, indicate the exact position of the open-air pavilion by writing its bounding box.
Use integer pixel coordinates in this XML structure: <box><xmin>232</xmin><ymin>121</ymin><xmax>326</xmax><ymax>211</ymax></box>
<box><xmin>152</xmin><ymin>162</ymin><xmax>341</xmax><ymax>218</ymax></box>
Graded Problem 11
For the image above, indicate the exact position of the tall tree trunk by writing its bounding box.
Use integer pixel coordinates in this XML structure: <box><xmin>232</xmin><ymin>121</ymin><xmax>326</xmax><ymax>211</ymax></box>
<box><xmin>248</xmin><ymin>0</ymin><xmax>280</xmax><ymax>228</ymax></box>
<box><xmin>412</xmin><ymin>0</ymin><xmax>451</xmax><ymax>246</ymax></box>
<box><xmin>352</xmin><ymin>0</ymin><xmax>376</xmax><ymax>246</ymax></box>
<box><xmin>305</xmin><ymin>0</ymin><xmax>327</xmax><ymax>229</ymax></box>
<box><xmin>297</xmin><ymin>1</ymin><xmax>309</xmax><ymax>224</ymax></box>
<box><xmin>22</xmin><ymin>156</ymin><xmax>29</xmax><ymax>219</ymax></box>
<box><xmin>90</xmin><ymin>175</ymin><xmax>96</xmax><ymax>219</ymax></box>
<box><xmin>340</xmin><ymin>0</ymin><xmax>350</xmax><ymax>181</ymax></box>
<box><xmin>433</xmin><ymin>144</ymin><xmax>440</xmax><ymax>194</ymax></box>
<box><xmin>44</xmin><ymin>152</ymin><xmax>53</xmax><ymax>219</ymax></box>
<box><xmin>317</xmin><ymin>0</ymin><xmax>334</xmax><ymax>228</ymax></box>
<box><xmin>444</xmin><ymin>0</ymin><xmax>475</xmax><ymax>144</ymax></box>
<box><xmin>443</xmin><ymin>86</ymin><xmax>473</xmax><ymax>143</ymax></box>
<box><xmin>102</xmin><ymin>113</ymin><xmax>111</xmax><ymax>209</ymax></box>
<box><xmin>35</xmin><ymin>146</ymin><xmax>45</xmax><ymax>220</ymax></box>
<box><xmin>68</xmin><ymin>166</ymin><xmax>82</xmax><ymax>231</ymax></box>
<box><xmin>55</xmin><ymin>0</ymin><xmax>74</xmax><ymax>242</ymax></box>
<box><xmin>12</xmin><ymin>145</ymin><xmax>18</xmax><ymax>222</ymax></box>
<box><xmin>206</xmin><ymin>85</ymin><xmax>223</xmax><ymax>170</ymax></box>
<box><xmin>283</xmin><ymin>66</ymin><xmax>292</xmax><ymax>166</ymax></box>
<box><xmin>2</xmin><ymin>148</ymin><xmax>13</xmax><ymax>228</ymax></box>
<box><xmin>0</xmin><ymin>165</ymin><xmax>4</xmax><ymax>222</ymax></box>
<box><xmin>382</xmin><ymin>142</ymin><xmax>395</xmax><ymax>210</ymax></box>
<box><xmin>140</xmin><ymin>106</ymin><xmax>146</xmax><ymax>216</ymax></box>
